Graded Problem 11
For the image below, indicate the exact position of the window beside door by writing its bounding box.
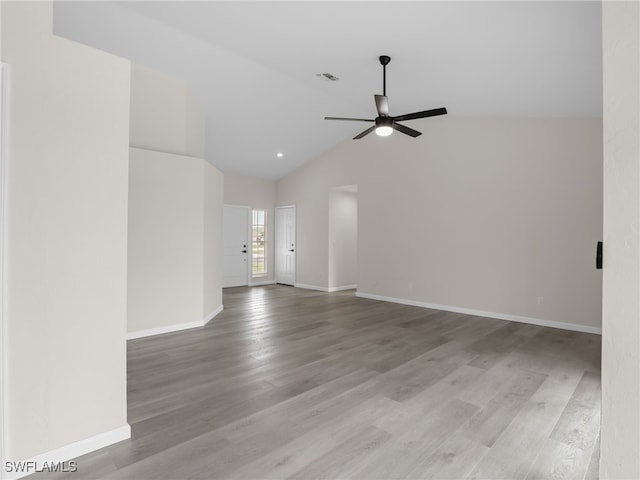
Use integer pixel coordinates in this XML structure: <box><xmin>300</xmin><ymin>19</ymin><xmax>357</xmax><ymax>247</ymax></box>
<box><xmin>252</xmin><ymin>209</ymin><xmax>267</xmax><ymax>276</ymax></box>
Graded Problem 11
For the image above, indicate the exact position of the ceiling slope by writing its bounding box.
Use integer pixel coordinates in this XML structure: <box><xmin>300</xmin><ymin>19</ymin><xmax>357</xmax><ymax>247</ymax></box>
<box><xmin>53</xmin><ymin>1</ymin><xmax>602</xmax><ymax>180</ymax></box>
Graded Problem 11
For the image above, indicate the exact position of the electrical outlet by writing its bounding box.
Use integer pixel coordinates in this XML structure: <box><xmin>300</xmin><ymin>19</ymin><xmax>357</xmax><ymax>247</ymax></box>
<box><xmin>537</xmin><ymin>296</ymin><xmax>544</xmax><ymax>305</ymax></box>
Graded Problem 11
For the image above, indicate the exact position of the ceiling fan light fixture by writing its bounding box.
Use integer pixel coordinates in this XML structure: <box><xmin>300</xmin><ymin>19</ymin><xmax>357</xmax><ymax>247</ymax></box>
<box><xmin>375</xmin><ymin>117</ymin><xmax>393</xmax><ymax>137</ymax></box>
<box><xmin>375</xmin><ymin>126</ymin><xmax>393</xmax><ymax>137</ymax></box>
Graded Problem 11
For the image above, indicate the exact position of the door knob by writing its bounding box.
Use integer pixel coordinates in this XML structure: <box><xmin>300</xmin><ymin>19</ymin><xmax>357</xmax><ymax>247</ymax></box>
<box><xmin>288</xmin><ymin>249</ymin><xmax>295</xmax><ymax>252</ymax></box>
<box><xmin>241</xmin><ymin>250</ymin><xmax>247</xmax><ymax>253</ymax></box>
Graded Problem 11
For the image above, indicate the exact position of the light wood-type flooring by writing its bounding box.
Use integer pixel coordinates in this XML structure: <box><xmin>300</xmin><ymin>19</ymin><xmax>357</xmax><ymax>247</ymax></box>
<box><xmin>34</xmin><ymin>285</ymin><xmax>601</xmax><ymax>479</ymax></box>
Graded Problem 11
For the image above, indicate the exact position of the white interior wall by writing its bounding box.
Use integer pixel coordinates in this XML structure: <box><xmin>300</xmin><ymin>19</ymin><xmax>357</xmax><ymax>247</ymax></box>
<box><xmin>224</xmin><ymin>174</ymin><xmax>277</xmax><ymax>284</ymax></box>
<box><xmin>128</xmin><ymin>63</ymin><xmax>223</xmax><ymax>338</ymax></box>
<box><xmin>329</xmin><ymin>189</ymin><xmax>358</xmax><ymax>290</ymax></box>
<box><xmin>129</xmin><ymin>63</ymin><xmax>204</xmax><ymax>159</ymax></box>
<box><xmin>600</xmin><ymin>2</ymin><xmax>640</xmax><ymax>477</ymax></box>
<box><xmin>1</xmin><ymin>0</ymin><xmax>131</xmax><ymax>461</ymax></box>
<box><xmin>358</xmin><ymin>117</ymin><xmax>602</xmax><ymax>331</ymax></box>
<box><xmin>204</xmin><ymin>163</ymin><xmax>224</xmax><ymax>319</ymax></box>
<box><xmin>1</xmin><ymin>2</ymin><xmax>6</xmax><ymax>467</ymax></box>
<box><xmin>277</xmin><ymin>144</ymin><xmax>360</xmax><ymax>288</ymax></box>
<box><xmin>127</xmin><ymin>148</ymin><xmax>205</xmax><ymax>335</ymax></box>
<box><xmin>278</xmin><ymin>117</ymin><xmax>603</xmax><ymax>331</ymax></box>
<box><xmin>185</xmin><ymin>86</ymin><xmax>206</xmax><ymax>160</ymax></box>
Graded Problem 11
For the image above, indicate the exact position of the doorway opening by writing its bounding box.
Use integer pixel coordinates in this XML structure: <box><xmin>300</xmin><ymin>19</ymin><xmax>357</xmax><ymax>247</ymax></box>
<box><xmin>329</xmin><ymin>185</ymin><xmax>358</xmax><ymax>292</ymax></box>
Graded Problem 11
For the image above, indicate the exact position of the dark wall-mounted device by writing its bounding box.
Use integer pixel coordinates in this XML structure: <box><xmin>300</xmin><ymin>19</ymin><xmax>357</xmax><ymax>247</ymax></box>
<box><xmin>596</xmin><ymin>241</ymin><xmax>603</xmax><ymax>269</ymax></box>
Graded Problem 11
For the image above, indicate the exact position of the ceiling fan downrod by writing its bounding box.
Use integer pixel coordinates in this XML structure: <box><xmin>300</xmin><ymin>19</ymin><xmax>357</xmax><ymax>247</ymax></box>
<box><xmin>380</xmin><ymin>55</ymin><xmax>391</xmax><ymax>97</ymax></box>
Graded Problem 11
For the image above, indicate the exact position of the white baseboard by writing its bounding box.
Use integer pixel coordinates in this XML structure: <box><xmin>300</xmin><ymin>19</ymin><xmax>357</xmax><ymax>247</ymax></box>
<box><xmin>127</xmin><ymin>304</ymin><xmax>224</xmax><ymax>340</ymax></box>
<box><xmin>355</xmin><ymin>292</ymin><xmax>602</xmax><ymax>335</ymax></box>
<box><xmin>204</xmin><ymin>304</ymin><xmax>224</xmax><ymax>325</ymax></box>
<box><xmin>249</xmin><ymin>279</ymin><xmax>276</xmax><ymax>287</ymax></box>
<box><xmin>4</xmin><ymin>424</ymin><xmax>130</xmax><ymax>480</ymax></box>
<box><xmin>294</xmin><ymin>284</ymin><xmax>357</xmax><ymax>293</ymax></box>
<box><xmin>127</xmin><ymin>320</ymin><xmax>204</xmax><ymax>340</ymax></box>
<box><xmin>295</xmin><ymin>283</ymin><xmax>329</xmax><ymax>292</ymax></box>
<box><xmin>328</xmin><ymin>284</ymin><xmax>357</xmax><ymax>293</ymax></box>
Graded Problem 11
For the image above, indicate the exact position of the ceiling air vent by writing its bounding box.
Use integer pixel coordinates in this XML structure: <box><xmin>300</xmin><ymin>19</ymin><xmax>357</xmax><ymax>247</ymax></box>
<box><xmin>316</xmin><ymin>73</ymin><xmax>339</xmax><ymax>81</ymax></box>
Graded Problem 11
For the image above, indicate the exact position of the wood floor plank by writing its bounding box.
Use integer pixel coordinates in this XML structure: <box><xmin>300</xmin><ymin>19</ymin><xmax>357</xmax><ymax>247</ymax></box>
<box><xmin>33</xmin><ymin>285</ymin><xmax>600</xmax><ymax>480</ymax></box>
<box><xmin>407</xmin><ymin>433</ymin><xmax>489</xmax><ymax>480</ymax></box>
<box><xmin>29</xmin><ymin>451</ymin><xmax>118</xmax><ymax>480</ymax></box>
<box><xmin>218</xmin><ymin>368</ymin><xmax>379</xmax><ymax>442</ymax></box>
<box><xmin>549</xmin><ymin>370</ymin><xmax>601</xmax><ymax>452</ymax></box>
<box><xmin>456</xmin><ymin>360</ymin><xmax>521</xmax><ymax>408</ymax></box>
<box><xmin>584</xmin><ymin>434</ymin><xmax>601</xmax><ymax>480</ymax></box>
<box><xmin>456</xmin><ymin>368</ymin><xmax>548</xmax><ymax>447</ymax></box>
<box><xmin>103</xmin><ymin>431</ymin><xmax>231</xmax><ymax>480</ymax></box>
<box><xmin>525</xmin><ymin>438</ymin><xmax>592</xmax><ymax>480</ymax></box>
<box><xmin>224</xmin><ymin>395</ymin><xmax>400</xmax><ymax>479</ymax></box>
<box><xmin>285</xmin><ymin>425</ymin><xmax>392</xmax><ymax>480</ymax></box>
<box><xmin>467</xmin><ymin>366</ymin><xmax>585</xmax><ymax>479</ymax></box>
<box><xmin>373</xmin><ymin>364</ymin><xmax>485</xmax><ymax>435</ymax></box>
<box><xmin>351</xmin><ymin>398</ymin><xmax>480</xmax><ymax>479</ymax></box>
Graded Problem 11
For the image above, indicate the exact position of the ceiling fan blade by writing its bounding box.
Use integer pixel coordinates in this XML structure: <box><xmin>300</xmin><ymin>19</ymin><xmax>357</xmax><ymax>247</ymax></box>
<box><xmin>393</xmin><ymin>123</ymin><xmax>422</xmax><ymax>138</ymax></box>
<box><xmin>325</xmin><ymin>116</ymin><xmax>374</xmax><ymax>122</ymax></box>
<box><xmin>374</xmin><ymin>95</ymin><xmax>389</xmax><ymax>116</ymax></box>
<box><xmin>393</xmin><ymin>107</ymin><xmax>447</xmax><ymax>122</ymax></box>
<box><xmin>353</xmin><ymin>126</ymin><xmax>376</xmax><ymax>139</ymax></box>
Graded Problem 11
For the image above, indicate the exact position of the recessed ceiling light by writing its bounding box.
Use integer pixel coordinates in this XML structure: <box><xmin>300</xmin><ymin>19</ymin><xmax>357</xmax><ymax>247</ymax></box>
<box><xmin>276</xmin><ymin>152</ymin><xmax>283</xmax><ymax>158</ymax></box>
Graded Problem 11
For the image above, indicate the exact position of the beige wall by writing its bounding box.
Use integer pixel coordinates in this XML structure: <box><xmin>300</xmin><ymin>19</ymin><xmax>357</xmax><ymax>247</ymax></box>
<box><xmin>1</xmin><ymin>0</ymin><xmax>130</xmax><ymax>460</ymax></box>
<box><xmin>224</xmin><ymin>174</ymin><xmax>277</xmax><ymax>284</ymax></box>
<box><xmin>224</xmin><ymin>173</ymin><xmax>276</xmax><ymax>209</ymax></box>
<box><xmin>278</xmin><ymin>117</ymin><xmax>603</xmax><ymax>331</ymax></box>
<box><xmin>277</xmin><ymin>142</ymin><xmax>360</xmax><ymax>288</ymax></box>
<box><xmin>204</xmin><ymin>163</ymin><xmax>224</xmax><ymax>317</ymax></box>
<box><xmin>600</xmin><ymin>1</ymin><xmax>640</xmax><ymax>477</ymax></box>
<box><xmin>130</xmin><ymin>62</ymin><xmax>205</xmax><ymax>159</ymax></box>
<box><xmin>329</xmin><ymin>189</ymin><xmax>358</xmax><ymax>290</ymax></box>
<box><xmin>127</xmin><ymin>64</ymin><xmax>223</xmax><ymax>337</ymax></box>
<box><xmin>0</xmin><ymin>0</ymin><xmax>4</xmax><ymax>467</ymax></box>
<box><xmin>127</xmin><ymin>148</ymin><xmax>205</xmax><ymax>334</ymax></box>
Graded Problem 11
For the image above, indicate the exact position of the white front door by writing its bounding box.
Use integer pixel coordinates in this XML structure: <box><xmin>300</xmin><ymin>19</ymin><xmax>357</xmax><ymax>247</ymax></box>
<box><xmin>223</xmin><ymin>205</ymin><xmax>249</xmax><ymax>288</ymax></box>
<box><xmin>275</xmin><ymin>206</ymin><xmax>296</xmax><ymax>286</ymax></box>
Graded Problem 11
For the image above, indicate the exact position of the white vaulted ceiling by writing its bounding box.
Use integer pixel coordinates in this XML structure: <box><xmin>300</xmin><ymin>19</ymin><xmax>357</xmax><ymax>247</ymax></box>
<box><xmin>53</xmin><ymin>1</ymin><xmax>602</xmax><ymax>180</ymax></box>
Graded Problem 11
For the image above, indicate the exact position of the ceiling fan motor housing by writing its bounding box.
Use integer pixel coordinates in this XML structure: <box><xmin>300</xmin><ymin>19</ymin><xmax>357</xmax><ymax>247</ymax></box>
<box><xmin>375</xmin><ymin>117</ymin><xmax>393</xmax><ymax>128</ymax></box>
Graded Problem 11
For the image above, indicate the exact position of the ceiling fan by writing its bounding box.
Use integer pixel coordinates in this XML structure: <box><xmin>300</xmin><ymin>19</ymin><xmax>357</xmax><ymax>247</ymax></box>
<box><xmin>325</xmin><ymin>55</ymin><xmax>447</xmax><ymax>139</ymax></box>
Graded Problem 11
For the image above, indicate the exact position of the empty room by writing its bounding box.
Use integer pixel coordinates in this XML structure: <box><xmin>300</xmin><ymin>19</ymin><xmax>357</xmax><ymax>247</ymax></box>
<box><xmin>0</xmin><ymin>1</ymin><xmax>638</xmax><ymax>479</ymax></box>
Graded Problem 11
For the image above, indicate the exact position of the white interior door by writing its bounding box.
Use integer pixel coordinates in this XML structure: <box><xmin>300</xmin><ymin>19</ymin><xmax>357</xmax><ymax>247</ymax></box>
<box><xmin>223</xmin><ymin>205</ymin><xmax>249</xmax><ymax>288</ymax></box>
<box><xmin>275</xmin><ymin>206</ymin><xmax>296</xmax><ymax>286</ymax></box>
